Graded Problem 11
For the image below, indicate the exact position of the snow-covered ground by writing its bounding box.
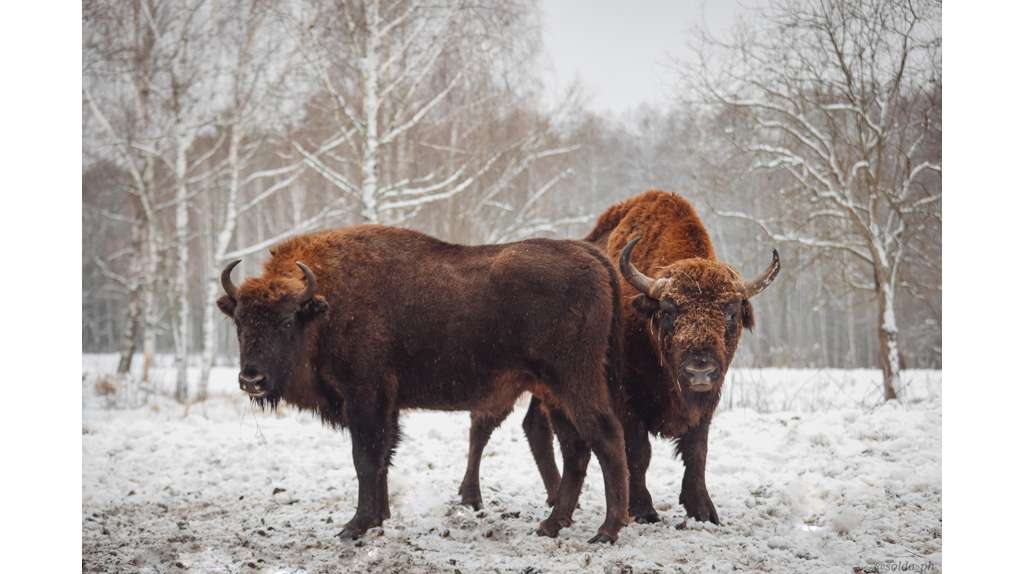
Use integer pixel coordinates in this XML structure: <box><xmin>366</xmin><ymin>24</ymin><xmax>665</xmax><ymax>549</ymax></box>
<box><xmin>82</xmin><ymin>355</ymin><xmax>942</xmax><ymax>573</ymax></box>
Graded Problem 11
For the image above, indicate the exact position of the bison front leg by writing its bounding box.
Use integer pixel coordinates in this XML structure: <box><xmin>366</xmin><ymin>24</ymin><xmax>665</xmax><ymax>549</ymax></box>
<box><xmin>624</xmin><ymin>426</ymin><xmax>660</xmax><ymax>524</ymax></box>
<box><xmin>337</xmin><ymin>399</ymin><xmax>398</xmax><ymax>540</ymax></box>
<box><xmin>522</xmin><ymin>395</ymin><xmax>561</xmax><ymax>506</ymax></box>
<box><xmin>674</xmin><ymin>417</ymin><xmax>719</xmax><ymax>525</ymax></box>
<box><xmin>460</xmin><ymin>408</ymin><xmax>512</xmax><ymax>510</ymax></box>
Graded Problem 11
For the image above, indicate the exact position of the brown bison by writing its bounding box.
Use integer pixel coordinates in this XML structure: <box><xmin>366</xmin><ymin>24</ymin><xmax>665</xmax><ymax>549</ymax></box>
<box><xmin>460</xmin><ymin>191</ymin><xmax>779</xmax><ymax>526</ymax></box>
<box><xmin>217</xmin><ymin>225</ymin><xmax>629</xmax><ymax>543</ymax></box>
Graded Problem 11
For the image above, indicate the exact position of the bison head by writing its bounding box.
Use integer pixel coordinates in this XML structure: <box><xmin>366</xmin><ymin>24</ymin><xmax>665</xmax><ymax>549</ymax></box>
<box><xmin>217</xmin><ymin>260</ymin><xmax>329</xmax><ymax>408</ymax></box>
<box><xmin>619</xmin><ymin>237</ymin><xmax>779</xmax><ymax>394</ymax></box>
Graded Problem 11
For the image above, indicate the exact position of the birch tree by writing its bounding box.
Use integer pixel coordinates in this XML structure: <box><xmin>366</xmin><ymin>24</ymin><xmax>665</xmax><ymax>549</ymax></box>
<box><xmin>84</xmin><ymin>0</ymin><xmax>172</xmax><ymax>386</ymax></box>
<box><xmin>685</xmin><ymin>0</ymin><xmax>941</xmax><ymax>399</ymax></box>
<box><xmin>470</xmin><ymin>96</ymin><xmax>591</xmax><ymax>244</ymax></box>
<box><xmin>85</xmin><ymin>0</ymin><xmax>225</xmax><ymax>402</ymax></box>
<box><xmin>289</xmin><ymin>0</ymin><xmax>562</xmax><ymax>226</ymax></box>
<box><xmin>196</xmin><ymin>1</ymin><xmax>305</xmax><ymax>399</ymax></box>
<box><xmin>157</xmin><ymin>0</ymin><xmax>225</xmax><ymax>402</ymax></box>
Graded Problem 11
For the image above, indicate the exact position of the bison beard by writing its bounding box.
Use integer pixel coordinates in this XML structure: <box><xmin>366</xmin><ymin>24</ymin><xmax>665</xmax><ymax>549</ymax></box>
<box><xmin>217</xmin><ymin>225</ymin><xmax>629</xmax><ymax>543</ymax></box>
<box><xmin>461</xmin><ymin>191</ymin><xmax>779</xmax><ymax>528</ymax></box>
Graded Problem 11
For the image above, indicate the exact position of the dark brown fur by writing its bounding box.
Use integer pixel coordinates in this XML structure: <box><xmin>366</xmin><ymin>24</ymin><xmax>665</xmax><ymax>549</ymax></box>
<box><xmin>462</xmin><ymin>191</ymin><xmax>774</xmax><ymax>526</ymax></box>
<box><xmin>218</xmin><ymin>225</ymin><xmax>629</xmax><ymax>542</ymax></box>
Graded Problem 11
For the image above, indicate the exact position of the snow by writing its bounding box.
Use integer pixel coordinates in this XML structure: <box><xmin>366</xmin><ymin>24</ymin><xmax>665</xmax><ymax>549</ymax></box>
<box><xmin>82</xmin><ymin>356</ymin><xmax>942</xmax><ymax>573</ymax></box>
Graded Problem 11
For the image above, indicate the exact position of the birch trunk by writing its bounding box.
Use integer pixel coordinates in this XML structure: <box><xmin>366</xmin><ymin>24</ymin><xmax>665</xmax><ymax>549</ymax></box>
<box><xmin>360</xmin><ymin>0</ymin><xmax>381</xmax><ymax>224</ymax></box>
<box><xmin>141</xmin><ymin>187</ymin><xmax>160</xmax><ymax>384</ymax></box>
<box><xmin>877</xmin><ymin>280</ymin><xmax>901</xmax><ymax>401</ymax></box>
<box><xmin>198</xmin><ymin>130</ymin><xmax>244</xmax><ymax>399</ymax></box>
<box><xmin>173</xmin><ymin>116</ymin><xmax>191</xmax><ymax>403</ymax></box>
<box><xmin>198</xmin><ymin>274</ymin><xmax>220</xmax><ymax>400</ymax></box>
<box><xmin>117</xmin><ymin>294</ymin><xmax>141</xmax><ymax>375</ymax></box>
<box><xmin>116</xmin><ymin>224</ymin><xmax>144</xmax><ymax>374</ymax></box>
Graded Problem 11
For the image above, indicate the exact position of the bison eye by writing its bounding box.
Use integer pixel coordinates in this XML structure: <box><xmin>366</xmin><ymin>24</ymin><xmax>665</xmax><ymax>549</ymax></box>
<box><xmin>659</xmin><ymin>300</ymin><xmax>678</xmax><ymax>327</ymax></box>
<box><xmin>724</xmin><ymin>301</ymin><xmax>741</xmax><ymax>325</ymax></box>
<box><xmin>283</xmin><ymin>321</ymin><xmax>293</xmax><ymax>331</ymax></box>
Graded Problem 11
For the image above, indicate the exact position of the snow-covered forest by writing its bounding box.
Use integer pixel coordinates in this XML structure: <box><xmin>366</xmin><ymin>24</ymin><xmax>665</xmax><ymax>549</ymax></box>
<box><xmin>81</xmin><ymin>0</ymin><xmax>942</xmax><ymax>572</ymax></box>
<box><xmin>83</xmin><ymin>0</ymin><xmax>941</xmax><ymax>404</ymax></box>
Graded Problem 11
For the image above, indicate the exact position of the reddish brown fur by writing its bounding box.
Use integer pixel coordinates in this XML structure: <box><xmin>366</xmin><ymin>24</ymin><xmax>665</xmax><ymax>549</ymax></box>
<box><xmin>218</xmin><ymin>225</ymin><xmax>629</xmax><ymax>543</ymax></box>
<box><xmin>596</xmin><ymin>192</ymin><xmax>768</xmax><ymax>524</ymax></box>
<box><xmin>586</xmin><ymin>190</ymin><xmax>717</xmax><ymax>263</ymax></box>
<box><xmin>462</xmin><ymin>191</ymin><xmax>776</xmax><ymax>526</ymax></box>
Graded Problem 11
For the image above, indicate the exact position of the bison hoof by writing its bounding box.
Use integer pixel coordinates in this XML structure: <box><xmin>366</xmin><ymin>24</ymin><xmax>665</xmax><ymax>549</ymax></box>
<box><xmin>534</xmin><ymin>518</ymin><xmax>566</xmax><ymax>538</ymax></box>
<box><xmin>459</xmin><ymin>485</ymin><xmax>483</xmax><ymax>510</ymax></box>
<box><xmin>681</xmin><ymin>493</ymin><xmax>720</xmax><ymax>525</ymax></box>
<box><xmin>587</xmin><ymin>533</ymin><xmax>616</xmax><ymax>544</ymax></box>
<box><xmin>684</xmin><ymin>506</ymin><xmax>720</xmax><ymax>525</ymax></box>
<box><xmin>630</xmin><ymin>507</ymin><xmax>661</xmax><ymax>524</ymax></box>
<box><xmin>335</xmin><ymin>528</ymin><xmax>362</xmax><ymax>541</ymax></box>
<box><xmin>694</xmin><ymin>511</ymin><xmax>719</xmax><ymax>525</ymax></box>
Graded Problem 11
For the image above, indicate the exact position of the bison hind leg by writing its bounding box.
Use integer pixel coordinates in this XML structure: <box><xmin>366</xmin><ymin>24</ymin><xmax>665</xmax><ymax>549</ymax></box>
<box><xmin>522</xmin><ymin>395</ymin><xmax>560</xmax><ymax>506</ymax></box>
<box><xmin>460</xmin><ymin>408</ymin><xmax>512</xmax><ymax>510</ymax></box>
<box><xmin>536</xmin><ymin>406</ymin><xmax>592</xmax><ymax>538</ymax></box>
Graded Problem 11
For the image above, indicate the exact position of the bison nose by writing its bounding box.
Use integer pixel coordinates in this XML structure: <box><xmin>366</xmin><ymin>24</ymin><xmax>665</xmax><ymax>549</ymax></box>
<box><xmin>681</xmin><ymin>356</ymin><xmax>720</xmax><ymax>389</ymax></box>
<box><xmin>685</xmin><ymin>365</ymin><xmax>716</xmax><ymax>386</ymax></box>
<box><xmin>238</xmin><ymin>373</ymin><xmax>266</xmax><ymax>395</ymax></box>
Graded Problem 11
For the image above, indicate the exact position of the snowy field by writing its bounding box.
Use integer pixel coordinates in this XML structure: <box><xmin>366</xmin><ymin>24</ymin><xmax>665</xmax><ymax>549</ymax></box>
<box><xmin>82</xmin><ymin>355</ymin><xmax>942</xmax><ymax>573</ymax></box>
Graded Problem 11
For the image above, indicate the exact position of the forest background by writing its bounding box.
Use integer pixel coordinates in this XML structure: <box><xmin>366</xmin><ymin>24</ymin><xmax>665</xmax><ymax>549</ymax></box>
<box><xmin>81</xmin><ymin>0</ymin><xmax>942</xmax><ymax>404</ymax></box>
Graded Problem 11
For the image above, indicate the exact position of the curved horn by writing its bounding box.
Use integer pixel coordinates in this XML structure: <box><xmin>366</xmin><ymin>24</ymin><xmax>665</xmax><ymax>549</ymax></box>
<box><xmin>296</xmin><ymin>262</ymin><xmax>317</xmax><ymax>302</ymax></box>
<box><xmin>221</xmin><ymin>260</ymin><xmax>242</xmax><ymax>300</ymax></box>
<box><xmin>732</xmin><ymin>249</ymin><xmax>780</xmax><ymax>299</ymax></box>
<box><xmin>619</xmin><ymin>237</ymin><xmax>666</xmax><ymax>298</ymax></box>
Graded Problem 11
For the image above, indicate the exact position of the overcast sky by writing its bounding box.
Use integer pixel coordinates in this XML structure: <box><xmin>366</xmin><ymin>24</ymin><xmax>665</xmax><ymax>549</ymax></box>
<box><xmin>539</xmin><ymin>0</ymin><xmax>747</xmax><ymax>115</ymax></box>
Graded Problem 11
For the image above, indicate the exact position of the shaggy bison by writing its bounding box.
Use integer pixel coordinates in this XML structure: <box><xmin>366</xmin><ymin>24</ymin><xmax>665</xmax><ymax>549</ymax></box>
<box><xmin>218</xmin><ymin>225</ymin><xmax>629</xmax><ymax>543</ymax></box>
<box><xmin>461</xmin><ymin>191</ymin><xmax>779</xmax><ymax>526</ymax></box>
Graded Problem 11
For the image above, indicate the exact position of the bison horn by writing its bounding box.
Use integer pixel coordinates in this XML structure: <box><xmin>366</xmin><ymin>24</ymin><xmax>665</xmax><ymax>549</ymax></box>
<box><xmin>619</xmin><ymin>237</ymin><xmax>667</xmax><ymax>298</ymax></box>
<box><xmin>221</xmin><ymin>260</ymin><xmax>242</xmax><ymax>300</ymax></box>
<box><xmin>296</xmin><ymin>262</ymin><xmax>317</xmax><ymax>302</ymax></box>
<box><xmin>732</xmin><ymin>249</ymin><xmax>780</xmax><ymax>299</ymax></box>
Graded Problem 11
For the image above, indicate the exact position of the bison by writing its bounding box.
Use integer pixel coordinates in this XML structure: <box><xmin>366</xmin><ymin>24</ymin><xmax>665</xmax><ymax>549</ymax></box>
<box><xmin>460</xmin><ymin>191</ymin><xmax>779</xmax><ymax>526</ymax></box>
<box><xmin>217</xmin><ymin>225</ymin><xmax>630</xmax><ymax>543</ymax></box>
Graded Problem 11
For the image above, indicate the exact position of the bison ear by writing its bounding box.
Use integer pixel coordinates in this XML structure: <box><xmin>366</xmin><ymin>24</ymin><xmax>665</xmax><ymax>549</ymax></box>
<box><xmin>300</xmin><ymin>295</ymin><xmax>329</xmax><ymax>318</ymax></box>
<box><xmin>217</xmin><ymin>294</ymin><xmax>237</xmax><ymax>318</ymax></box>
<box><xmin>631</xmin><ymin>294</ymin><xmax>660</xmax><ymax>317</ymax></box>
<box><xmin>741</xmin><ymin>299</ymin><xmax>755</xmax><ymax>332</ymax></box>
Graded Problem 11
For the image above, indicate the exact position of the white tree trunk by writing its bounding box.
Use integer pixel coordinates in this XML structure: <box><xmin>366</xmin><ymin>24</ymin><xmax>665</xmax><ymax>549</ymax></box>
<box><xmin>199</xmin><ymin>131</ymin><xmax>244</xmax><ymax>399</ymax></box>
<box><xmin>141</xmin><ymin>194</ymin><xmax>160</xmax><ymax>385</ymax></box>
<box><xmin>173</xmin><ymin>118</ymin><xmax>191</xmax><ymax>404</ymax></box>
<box><xmin>360</xmin><ymin>0</ymin><xmax>382</xmax><ymax>224</ymax></box>
<box><xmin>117</xmin><ymin>292</ymin><xmax>141</xmax><ymax>375</ymax></box>
<box><xmin>878</xmin><ymin>280</ymin><xmax>901</xmax><ymax>401</ymax></box>
<box><xmin>117</xmin><ymin>225</ymin><xmax>144</xmax><ymax>375</ymax></box>
<box><xmin>198</xmin><ymin>274</ymin><xmax>220</xmax><ymax>400</ymax></box>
